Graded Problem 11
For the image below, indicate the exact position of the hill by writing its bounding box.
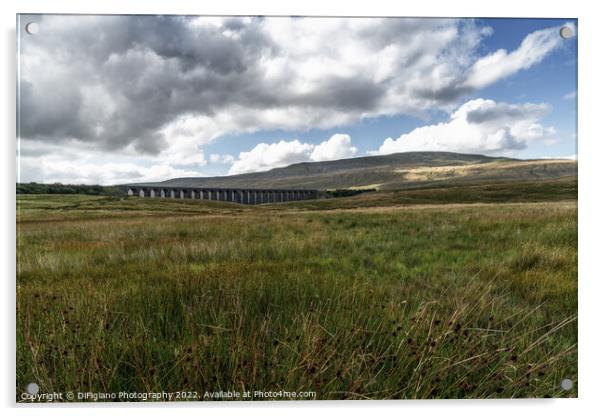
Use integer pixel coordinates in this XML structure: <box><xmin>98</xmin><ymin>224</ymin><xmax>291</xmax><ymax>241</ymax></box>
<box><xmin>127</xmin><ymin>151</ymin><xmax>577</xmax><ymax>191</ymax></box>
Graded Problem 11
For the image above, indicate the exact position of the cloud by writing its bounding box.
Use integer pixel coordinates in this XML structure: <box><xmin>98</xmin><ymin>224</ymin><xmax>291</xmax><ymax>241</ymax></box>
<box><xmin>541</xmin><ymin>154</ymin><xmax>577</xmax><ymax>160</ymax></box>
<box><xmin>18</xmin><ymin>16</ymin><xmax>568</xmax><ymax>183</ymax></box>
<box><xmin>563</xmin><ymin>91</ymin><xmax>576</xmax><ymax>100</ymax></box>
<box><xmin>229</xmin><ymin>134</ymin><xmax>358</xmax><ymax>174</ymax></box>
<box><xmin>17</xmin><ymin>139</ymin><xmax>207</xmax><ymax>185</ymax></box>
<box><xmin>463</xmin><ymin>24</ymin><xmax>567</xmax><ymax>90</ymax></box>
<box><xmin>21</xmin><ymin>16</ymin><xmax>567</xmax><ymax>147</ymax></box>
<box><xmin>310</xmin><ymin>134</ymin><xmax>357</xmax><ymax>162</ymax></box>
<box><xmin>229</xmin><ymin>140</ymin><xmax>314</xmax><ymax>175</ymax></box>
<box><xmin>19</xmin><ymin>157</ymin><xmax>202</xmax><ymax>185</ymax></box>
<box><xmin>371</xmin><ymin>98</ymin><xmax>555</xmax><ymax>156</ymax></box>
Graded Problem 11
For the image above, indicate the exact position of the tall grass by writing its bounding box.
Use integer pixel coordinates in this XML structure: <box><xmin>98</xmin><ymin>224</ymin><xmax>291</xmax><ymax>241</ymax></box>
<box><xmin>16</xmin><ymin>195</ymin><xmax>577</xmax><ymax>400</ymax></box>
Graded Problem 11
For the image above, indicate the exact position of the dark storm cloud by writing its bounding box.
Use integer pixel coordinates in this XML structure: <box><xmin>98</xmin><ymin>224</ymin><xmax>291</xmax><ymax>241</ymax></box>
<box><xmin>414</xmin><ymin>84</ymin><xmax>475</xmax><ymax>104</ymax></box>
<box><xmin>22</xmin><ymin>15</ymin><xmax>370</xmax><ymax>154</ymax></box>
<box><xmin>19</xmin><ymin>15</ymin><xmax>283</xmax><ymax>153</ymax></box>
<box><xmin>292</xmin><ymin>76</ymin><xmax>385</xmax><ymax>111</ymax></box>
<box><xmin>465</xmin><ymin>102</ymin><xmax>550</xmax><ymax>124</ymax></box>
<box><xmin>359</xmin><ymin>17</ymin><xmax>454</xmax><ymax>47</ymax></box>
<box><xmin>128</xmin><ymin>16</ymin><xmax>272</xmax><ymax>74</ymax></box>
<box><xmin>19</xmin><ymin>79</ymin><xmax>91</xmax><ymax>141</ymax></box>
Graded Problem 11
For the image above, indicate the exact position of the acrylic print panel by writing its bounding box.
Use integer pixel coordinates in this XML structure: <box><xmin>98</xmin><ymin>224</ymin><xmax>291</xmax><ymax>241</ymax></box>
<box><xmin>16</xmin><ymin>15</ymin><xmax>577</xmax><ymax>402</ymax></box>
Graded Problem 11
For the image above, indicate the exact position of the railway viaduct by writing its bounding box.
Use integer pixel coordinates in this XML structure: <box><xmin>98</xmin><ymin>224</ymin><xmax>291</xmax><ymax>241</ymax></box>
<box><xmin>126</xmin><ymin>187</ymin><xmax>318</xmax><ymax>205</ymax></box>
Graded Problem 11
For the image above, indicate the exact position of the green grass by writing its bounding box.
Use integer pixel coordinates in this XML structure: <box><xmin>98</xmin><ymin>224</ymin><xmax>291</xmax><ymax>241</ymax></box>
<box><xmin>283</xmin><ymin>177</ymin><xmax>577</xmax><ymax>211</ymax></box>
<box><xmin>16</xmin><ymin>189</ymin><xmax>577</xmax><ymax>401</ymax></box>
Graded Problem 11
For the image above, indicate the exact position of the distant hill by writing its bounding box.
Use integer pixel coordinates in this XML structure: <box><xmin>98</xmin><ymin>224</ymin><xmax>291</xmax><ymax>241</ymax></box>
<box><xmin>128</xmin><ymin>151</ymin><xmax>577</xmax><ymax>191</ymax></box>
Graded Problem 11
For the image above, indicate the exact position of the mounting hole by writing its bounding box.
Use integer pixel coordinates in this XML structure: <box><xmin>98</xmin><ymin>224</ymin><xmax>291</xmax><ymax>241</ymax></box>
<box><xmin>560</xmin><ymin>378</ymin><xmax>573</xmax><ymax>391</ymax></box>
<box><xmin>560</xmin><ymin>26</ymin><xmax>574</xmax><ymax>39</ymax></box>
<box><xmin>25</xmin><ymin>22</ymin><xmax>39</xmax><ymax>35</ymax></box>
<box><xmin>26</xmin><ymin>382</ymin><xmax>39</xmax><ymax>395</ymax></box>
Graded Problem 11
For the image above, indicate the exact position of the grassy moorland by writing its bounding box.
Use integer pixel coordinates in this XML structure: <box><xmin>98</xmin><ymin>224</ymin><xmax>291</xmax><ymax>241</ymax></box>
<box><xmin>16</xmin><ymin>183</ymin><xmax>577</xmax><ymax>401</ymax></box>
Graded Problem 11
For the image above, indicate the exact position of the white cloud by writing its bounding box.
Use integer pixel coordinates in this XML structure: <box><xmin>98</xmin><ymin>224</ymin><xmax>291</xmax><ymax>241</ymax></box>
<box><xmin>563</xmin><ymin>91</ymin><xmax>576</xmax><ymax>100</ymax></box>
<box><xmin>17</xmin><ymin>139</ymin><xmax>207</xmax><ymax>185</ymax></box>
<box><xmin>229</xmin><ymin>140</ymin><xmax>314</xmax><ymax>175</ymax></box>
<box><xmin>371</xmin><ymin>98</ymin><xmax>555</xmax><ymax>156</ymax></box>
<box><xmin>20</xmin><ymin>158</ymin><xmax>201</xmax><ymax>185</ymax></box>
<box><xmin>540</xmin><ymin>154</ymin><xmax>577</xmax><ymax>160</ymax></box>
<box><xmin>310</xmin><ymin>134</ymin><xmax>357</xmax><ymax>162</ymax></box>
<box><xmin>229</xmin><ymin>134</ymin><xmax>359</xmax><ymax>175</ymax></box>
<box><xmin>464</xmin><ymin>24</ymin><xmax>567</xmax><ymax>90</ymax></box>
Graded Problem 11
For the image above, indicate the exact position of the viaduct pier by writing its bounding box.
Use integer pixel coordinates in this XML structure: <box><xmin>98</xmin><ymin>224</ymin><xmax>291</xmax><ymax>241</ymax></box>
<box><xmin>126</xmin><ymin>187</ymin><xmax>318</xmax><ymax>205</ymax></box>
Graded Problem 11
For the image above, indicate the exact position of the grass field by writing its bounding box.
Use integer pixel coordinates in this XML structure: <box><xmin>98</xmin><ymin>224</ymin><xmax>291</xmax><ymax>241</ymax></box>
<box><xmin>16</xmin><ymin>183</ymin><xmax>577</xmax><ymax>401</ymax></box>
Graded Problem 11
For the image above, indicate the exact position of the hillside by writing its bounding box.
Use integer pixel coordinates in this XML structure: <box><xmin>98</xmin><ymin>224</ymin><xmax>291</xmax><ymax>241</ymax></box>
<box><xmin>128</xmin><ymin>151</ymin><xmax>577</xmax><ymax>191</ymax></box>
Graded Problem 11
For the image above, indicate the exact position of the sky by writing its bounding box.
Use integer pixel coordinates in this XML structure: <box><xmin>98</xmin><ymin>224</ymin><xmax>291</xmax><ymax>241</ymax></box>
<box><xmin>17</xmin><ymin>15</ymin><xmax>577</xmax><ymax>185</ymax></box>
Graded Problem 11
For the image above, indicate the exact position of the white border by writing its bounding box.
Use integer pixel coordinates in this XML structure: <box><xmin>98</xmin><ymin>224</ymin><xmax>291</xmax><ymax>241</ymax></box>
<box><xmin>2</xmin><ymin>1</ymin><xmax>600</xmax><ymax>415</ymax></box>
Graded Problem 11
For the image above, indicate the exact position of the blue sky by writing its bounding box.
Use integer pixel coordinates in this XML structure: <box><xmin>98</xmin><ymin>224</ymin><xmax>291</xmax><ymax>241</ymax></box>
<box><xmin>475</xmin><ymin>19</ymin><xmax>577</xmax><ymax>158</ymax></box>
<box><xmin>18</xmin><ymin>16</ymin><xmax>577</xmax><ymax>183</ymax></box>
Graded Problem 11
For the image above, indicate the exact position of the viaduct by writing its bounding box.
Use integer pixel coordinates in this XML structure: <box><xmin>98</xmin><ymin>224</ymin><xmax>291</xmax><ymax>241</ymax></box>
<box><xmin>126</xmin><ymin>186</ymin><xmax>318</xmax><ymax>205</ymax></box>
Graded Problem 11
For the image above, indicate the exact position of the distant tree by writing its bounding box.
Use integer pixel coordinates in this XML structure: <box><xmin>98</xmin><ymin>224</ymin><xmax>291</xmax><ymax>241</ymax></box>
<box><xmin>327</xmin><ymin>189</ymin><xmax>376</xmax><ymax>198</ymax></box>
<box><xmin>16</xmin><ymin>182</ymin><xmax>126</xmax><ymax>196</ymax></box>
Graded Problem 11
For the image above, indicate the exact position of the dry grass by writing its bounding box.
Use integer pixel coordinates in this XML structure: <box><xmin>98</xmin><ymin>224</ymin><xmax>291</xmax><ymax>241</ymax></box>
<box><xmin>16</xmin><ymin>193</ymin><xmax>577</xmax><ymax>401</ymax></box>
<box><xmin>397</xmin><ymin>159</ymin><xmax>575</xmax><ymax>182</ymax></box>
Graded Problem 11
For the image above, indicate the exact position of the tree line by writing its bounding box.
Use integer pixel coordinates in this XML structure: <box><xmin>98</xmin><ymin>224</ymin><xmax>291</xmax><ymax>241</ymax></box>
<box><xmin>326</xmin><ymin>188</ymin><xmax>376</xmax><ymax>198</ymax></box>
<box><xmin>16</xmin><ymin>182</ymin><xmax>125</xmax><ymax>196</ymax></box>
